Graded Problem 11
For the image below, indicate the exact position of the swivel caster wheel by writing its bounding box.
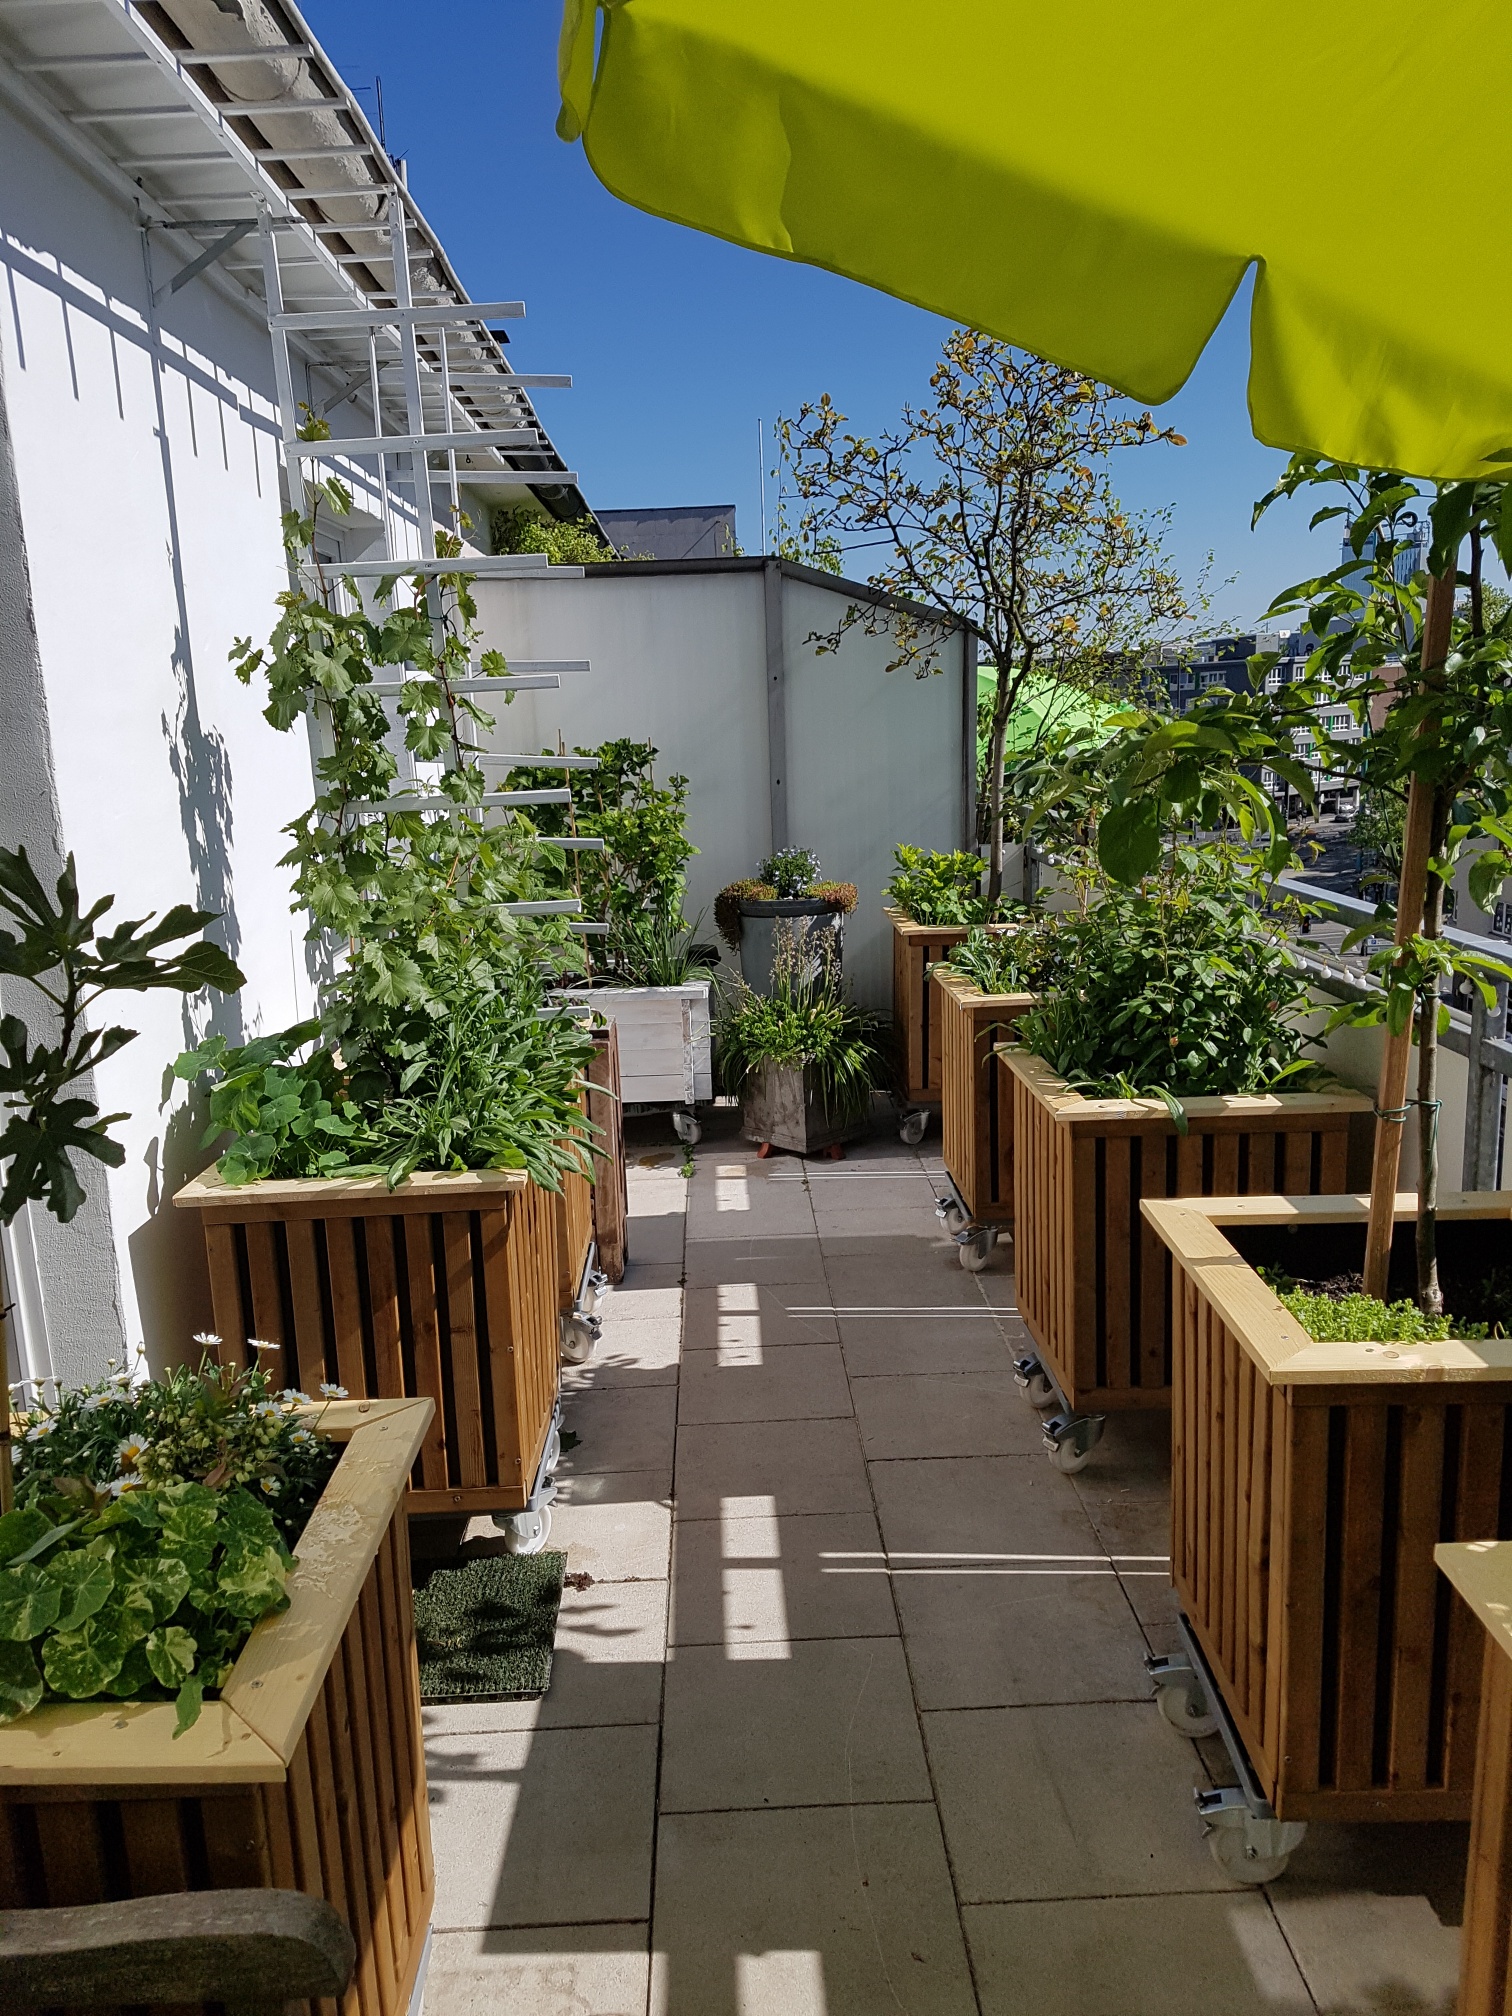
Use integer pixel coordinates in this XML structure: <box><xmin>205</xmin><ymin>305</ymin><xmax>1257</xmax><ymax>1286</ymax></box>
<box><xmin>1013</xmin><ymin>1355</ymin><xmax>1058</xmax><ymax>1411</ymax></box>
<box><xmin>1197</xmin><ymin>1793</ymin><xmax>1306</xmax><ymax>1885</ymax></box>
<box><xmin>958</xmin><ymin>1228</ymin><xmax>996</xmax><ymax>1272</ymax></box>
<box><xmin>1043</xmin><ymin>1411</ymin><xmax>1106</xmax><ymax>1474</ymax></box>
<box><xmin>542</xmin><ymin>1423</ymin><xmax>562</xmax><ymax>1477</ymax></box>
<box><xmin>1154</xmin><ymin>1674</ymin><xmax>1218</xmax><ymax>1739</ymax></box>
<box><xmin>560</xmin><ymin>1313</ymin><xmax>600</xmax><ymax>1365</ymax></box>
<box><xmin>936</xmin><ymin>1197</ymin><xmax>969</xmax><ymax>1237</ymax></box>
<box><xmin>898</xmin><ymin>1110</ymin><xmax>929</xmax><ymax>1147</ymax></box>
<box><xmin>672</xmin><ymin>1109</ymin><xmax>702</xmax><ymax>1147</ymax></box>
<box><xmin>495</xmin><ymin>1505</ymin><xmax>553</xmax><ymax>1556</ymax></box>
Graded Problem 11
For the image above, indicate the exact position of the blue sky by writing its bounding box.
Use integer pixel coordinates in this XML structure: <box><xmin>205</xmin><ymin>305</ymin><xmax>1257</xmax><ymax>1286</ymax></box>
<box><xmin>304</xmin><ymin>0</ymin><xmax>1344</xmax><ymax>630</ymax></box>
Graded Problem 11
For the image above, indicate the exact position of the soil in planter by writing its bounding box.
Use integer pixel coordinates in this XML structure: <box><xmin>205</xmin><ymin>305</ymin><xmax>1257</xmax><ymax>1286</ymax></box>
<box><xmin>412</xmin><ymin>1551</ymin><xmax>567</xmax><ymax>1701</ymax></box>
<box><xmin>1230</xmin><ymin>1218</ymin><xmax>1512</xmax><ymax>1337</ymax></box>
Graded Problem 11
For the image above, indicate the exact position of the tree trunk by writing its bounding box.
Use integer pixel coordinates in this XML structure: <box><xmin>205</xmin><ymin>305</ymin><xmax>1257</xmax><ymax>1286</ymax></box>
<box><xmin>1415</xmin><ymin>791</ymin><xmax>1451</xmax><ymax>1314</ymax></box>
<box><xmin>985</xmin><ymin>704</ymin><xmax>1009</xmax><ymax>904</ymax></box>
<box><xmin>1362</xmin><ymin>565</ymin><xmax>1456</xmax><ymax>1303</ymax></box>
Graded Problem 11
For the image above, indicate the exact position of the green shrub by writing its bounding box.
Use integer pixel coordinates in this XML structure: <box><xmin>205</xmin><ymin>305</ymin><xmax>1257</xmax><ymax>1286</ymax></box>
<box><xmin>1016</xmin><ymin>849</ymin><xmax>1314</xmax><ymax>1099</ymax></box>
<box><xmin>1268</xmin><ymin>1283</ymin><xmax>1489</xmax><ymax>1343</ymax></box>
<box><xmin>715</xmin><ymin>952</ymin><xmax>884</xmax><ymax>1123</ymax></box>
<box><xmin>887</xmin><ymin>845</ymin><xmax>992</xmax><ymax>925</ymax></box>
<box><xmin>944</xmin><ymin>923</ymin><xmax>1057</xmax><ymax>995</ymax></box>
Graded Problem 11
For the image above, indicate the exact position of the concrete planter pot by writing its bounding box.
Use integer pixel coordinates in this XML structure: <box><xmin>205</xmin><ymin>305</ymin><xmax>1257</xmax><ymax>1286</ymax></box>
<box><xmin>736</xmin><ymin>898</ymin><xmax>845</xmax><ymax>995</ymax></box>
<box><xmin>740</xmin><ymin>1059</ymin><xmax>867</xmax><ymax>1158</ymax></box>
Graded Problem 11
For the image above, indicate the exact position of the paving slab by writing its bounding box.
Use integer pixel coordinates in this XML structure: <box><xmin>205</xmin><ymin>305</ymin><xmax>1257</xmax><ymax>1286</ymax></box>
<box><xmin>564</xmin><ymin>1316</ymin><xmax>682</xmax><ymax>1389</ymax></box>
<box><xmin>650</xmin><ymin>1804</ymin><xmax>977</xmax><ymax>2016</ymax></box>
<box><xmin>660</xmin><ymin>1635</ymin><xmax>928</xmax><ymax>1811</ymax></box>
<box><xmin>925</xmin><ymin>1700</ymin><xmax>1239</xmax><ymax>1901</ymax></box>
<box><xmin>559</xmin><ymin>1385</ymin><xmax>678</xmax><ymax>1475</ymax></box>
<box><xmin>683</xmin><ymin>1281</ymin><xmax>840</xmax><ymax>1349</ymax></box>
<box><xmin>622</xmin><ymin>1209</ymin><xmax>686</xmax><ymax>1265</ymax></box>
<box><xmin>427</xmin><ymin>1724</ymin><xmax>658</xmax><ymax>1929</ymax></box>
<box><xmin>822</xmin><ymin>1247</ymin><xmax>999</xmax><ymax>1308</ymax></box>
<box><xmin>682</xmin><ymin>1235</ymin><xmax>829</xmax><ymax>1287</ymax></box>
<box><xmin>851</xmin><ymin>1371</ymin><xmax>1046</xmax><ymax>1458</ymax></box>
<box><xmin>546</xmin><ymin>1472</ymin><xmax>672</xmax><ymax>1581</ymax></box>
<box><xmin>426</xmin><ymin>1928</ymin><xmax>650</xmax><ymax>2016</ymax></box>
<box><xmin>422</xmin><ymin>1576</ymin><xmax>667</xmax><ymax>1733</ymax></box>
<box><xmin>675</xmin><ymin>1416</ymin><xmax>873</xmax><ymax>1519</ymax></box>
<box><xmin>671</xmin><ymin>1508</ymin><xmax>897</xmax><ymax>1648</ymax></box>
<box><xmin>963</xmin><ymin>1894</ymin><xmax>1314</xmax><ymax>2015</ymax></box>
<box><xmin>837</xmin><ymin>1313</ymin><xmax>1015</xmax><ymax>1378</ymax></box>
<box><xmin>677</xmin><ymin>1340</ymin><xmax>853</xmax><ymax>1424</ymax></box>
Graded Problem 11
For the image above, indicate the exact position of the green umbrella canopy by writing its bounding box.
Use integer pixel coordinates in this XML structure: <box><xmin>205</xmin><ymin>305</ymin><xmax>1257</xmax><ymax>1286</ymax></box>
<box><xmin>558</xmin><ymin>1</ymin><xmax>1512</xmax><ymax>481</ymax></box>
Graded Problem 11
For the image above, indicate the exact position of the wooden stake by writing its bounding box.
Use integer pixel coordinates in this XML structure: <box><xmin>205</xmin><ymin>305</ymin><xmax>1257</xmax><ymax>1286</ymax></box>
<box><xmin>1362</xmin><ymin>566</ymin><xmax>1456</xmax><ymax>1302</ymax></box>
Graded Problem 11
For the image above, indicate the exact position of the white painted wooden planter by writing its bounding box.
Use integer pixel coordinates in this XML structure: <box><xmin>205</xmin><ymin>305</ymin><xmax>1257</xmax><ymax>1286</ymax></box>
<box><xmin>553</xmin><ymin>982</ymin><xmax>713</xmax><ymax>1107</ymax></box>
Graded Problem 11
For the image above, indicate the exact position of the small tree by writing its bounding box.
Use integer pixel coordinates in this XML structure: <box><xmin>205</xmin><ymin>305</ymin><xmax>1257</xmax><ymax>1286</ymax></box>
<box><xmin>777</xmin><ymin>331</ymin><xmax>1194</xmax><ymax>898</ymax></box>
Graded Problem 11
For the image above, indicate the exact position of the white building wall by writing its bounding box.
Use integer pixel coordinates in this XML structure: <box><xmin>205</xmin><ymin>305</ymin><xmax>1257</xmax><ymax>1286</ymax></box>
<box><xmin>0</xmin><ymin>97</ymin><xmax>314</xmax><ymax>1382</ymax></box>
<box><xmin>473</xmin><ymin>563</ymin><xmax>972</xmax><ymax>1013</ymax></box>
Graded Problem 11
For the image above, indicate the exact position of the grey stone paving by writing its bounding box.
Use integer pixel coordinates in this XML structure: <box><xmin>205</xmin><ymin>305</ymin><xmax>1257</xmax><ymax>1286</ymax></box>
<box><xmin>422</xmin><ymin>1111</ymin><xmax>1464</xmax><ymax>2016</ymax></box>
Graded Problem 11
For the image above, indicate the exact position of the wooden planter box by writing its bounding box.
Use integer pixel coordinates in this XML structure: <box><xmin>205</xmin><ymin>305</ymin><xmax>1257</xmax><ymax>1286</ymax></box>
<box><xmin>587</xmin><ymin>1021</ymin><xmax>628</xmax><ymax>1283</ymax></box>
<box><xmin>741</xmin><ymin>1060</ymin><xmax>866</xmax><ymax>1158</ymax></box>
<box><xmin>1436</xmin><ymin>1540</ymin><xmax>1512</xmax><ymax>2016</ymax></box>
<box><xmin>1004</xmin><ymin>1048</ymin><xmax>1371</xmax><ymax>1412</ymax></box>
<box><xmin>0</xmin><ymin>1398</ymin><xmax>434</xmax><ymax>2016</ymax></box>
<box><xmin>886</xmin><ymin>908</ymin><xmax>969</xmax><ymax>1107</ymax></box>
<box><xmin>1147</xmin><ymin>1192</ymin><xmax>1512</xmax><ymax>1824</ymax></box>
<box><xmin>933</xmin><ymin>966</ymin><xmax>1033</xmax><ymax>1226</ymax></box>
<box><xmin>552</xmin><ymin>982</ymin><xmax>712</xmax><ymax>1110</ymax></box>
<box><xmin>175</xmin><ymin>1168</ymin><xmax>560</xmax><ymax>1517</ymax></box>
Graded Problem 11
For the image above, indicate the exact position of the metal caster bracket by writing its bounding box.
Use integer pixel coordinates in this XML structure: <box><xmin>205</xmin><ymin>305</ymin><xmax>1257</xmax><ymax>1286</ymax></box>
<box><xmin>935</xmin><ymin>1193</ymin><xmax>970</xmax><ymax>1236</ymax></box>
<box><xmin>1013</xmin><ymin>1353</ymin><xmax>1059</xmax><ymax>1411</ymax></box>
<box><xmin>1042</xmin><ymin>1409</ymin><xmax>1106</xmax><ymax>1472</ymax></box>
<box><xmin>1146</xmin><ymin>1650</ymin><xmax>1219</xmax><ymax>1737</ymax></box>
<box><xmin>898</xmin><ymin>1108</ymin><xmax>929</xmax><ymax>1147</ymax></box>
<box><xmin>1171</xmin><ymin>1613</ymin><xmax>1308</xmax><ymax>1883</ymax></box>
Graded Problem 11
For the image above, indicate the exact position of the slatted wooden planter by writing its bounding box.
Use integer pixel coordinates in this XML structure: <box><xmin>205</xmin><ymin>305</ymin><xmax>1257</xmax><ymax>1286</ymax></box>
<box><xmin>554</xmin><ymin>1094</ymin><xmax>596</xmax><ymax>1320</ymax></box>
<box><xmin>1148</xmin><ymin>1192</ymin><xmax>1512</xmax><ymax>1824</ymax></box>
<box><xmin>1436</xmin><ymin>1539</ymin><xmax>1512</xmax><ymax>2015</ymax></box>
<box><xmin>933</xmin><ymin>966</ymin><xmax>1033</xmax><ymax>1226</ymax></box>
<box><xmin>587</xmin><ymin>1021</ymin><xmax>628</xmax><ymax>1283</ymax></box>
<box><xmin>175</xmin><ymin>1168</ymin><xmax>559</xmax><ymax>1517</ymax></box>
<box><xmin>1003</xmin><ymin>1048</ymin><xmax>1371</xmax><ymax>1412</ymax></box>
<box><xmin>0</xmin><ymin>1398</ymin><xmax>434</xmax><ymax>2016</ymax></box>
<box><xmin>886</xmin><ymin>908</ymin><xmax>970</xmax><ymax>1108</ymax></box>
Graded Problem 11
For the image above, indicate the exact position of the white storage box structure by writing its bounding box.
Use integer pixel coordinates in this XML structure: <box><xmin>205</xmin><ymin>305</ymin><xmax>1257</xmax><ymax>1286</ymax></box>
<box><xmin>554</xmin><ymin>983</ymin><xmax>714</xmax><ymax>1108</ymax></box>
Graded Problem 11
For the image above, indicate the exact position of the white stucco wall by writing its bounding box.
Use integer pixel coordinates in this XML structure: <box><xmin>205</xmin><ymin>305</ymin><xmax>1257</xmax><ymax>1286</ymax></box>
<box><xmin>0</xmin><ymin>96</ymin><xmax>315</xmax><ymax>1382</ymax></box>
<box><xmin>473</xmin><ymin>564</ymin><xmax>972</xmax><ymax>1012</ymax></box>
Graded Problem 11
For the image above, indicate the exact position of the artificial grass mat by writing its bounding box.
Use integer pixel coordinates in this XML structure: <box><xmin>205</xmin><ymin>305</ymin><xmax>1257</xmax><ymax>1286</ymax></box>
<box><xmin>412</xmin><ymin>1550</ymin><xmax>567</xmax><ymax>1702</ymax></box>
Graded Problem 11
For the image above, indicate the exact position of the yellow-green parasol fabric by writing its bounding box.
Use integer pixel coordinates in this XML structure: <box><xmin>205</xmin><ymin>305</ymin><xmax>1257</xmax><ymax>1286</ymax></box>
<box><xmin>558</xmin><ymin>0</ymin><xmax>1512</xmax><ymax>481</ymax></box>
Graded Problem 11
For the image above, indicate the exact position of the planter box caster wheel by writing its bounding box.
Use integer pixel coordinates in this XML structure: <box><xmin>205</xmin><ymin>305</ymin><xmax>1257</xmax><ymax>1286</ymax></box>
<box><xmin>958</xmin><ymin>1227</ymin><xmax>996</xmax><ymax>1272</ymax></box>
<box><xmin>1043</xmin><ymin>1410</ymin><xmax>1106</xmax><ymax>1474</ymax></box>
<box><xmin>542</xmin><ymin>1423</ymin><xmax>562</xmax><ymax>1478</ymax></box>
<box><xmin>560</xmin><ymin>1313</ymin><xmax>600</xmax><ymax>1365</ymax></box>
<box><xmin>494</xmin><ymin>1505</ymin><xmax>553</xmax><ymax>1556</ymax></box>
<box><xmin>672</xmin><ymin>1109</ymin><xmax>702</xmax><ymax>1147</ymax></box>
<box><xmin>936</xmin><ymin>1197</ymin><xmax>969</xmax><ymax>1237</ymax></box>
<box><xmin>1146</xmin><ymin>1653</ymin><xmax>1218</xmax><ymax>1738</ymax></box>
<box><xmin>1196</xmin><ymin>1790</ymin><xmax>1306</xmax><ymax>1885</ymax></box>
<box><xmin>1013</xmin><ymin>1353</ymin><xmax>1057</xmax><ymax>1411</ymax></box>
<box><xmin>898</xmin><ymin>1110</ymin><xmax>928</xmax><ymax>1146</ymax></box>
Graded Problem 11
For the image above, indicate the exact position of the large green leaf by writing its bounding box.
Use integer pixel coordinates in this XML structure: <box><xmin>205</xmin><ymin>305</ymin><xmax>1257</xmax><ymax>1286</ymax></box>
<box><xmin>1097</xmin><ymin>796</ymin><xmax>1162</xmax><ymax>886</ymax></box>
<box><xmin>0</xmin><ymin>1564</ymin><xmax>62</xmax><ymax>1641</ymax></box>
<box><xmin>121</xmin><ymin>1556</ymin><xmax>192</xmax><ymax>1626</ymax></box>
<box><xmin>145</xmin><ymin>1625</ymin><xmax>198</xmax><ymax>1690</ymax></box>
<box><xmin>42</xmin><ymin>1610</ymin><xmax>126</xmax><ymax>1697</ymax></box>
<box><xmin>0</xmin><ymin>1507</ymin><xmax>54</xmax><ymax>1565</ymax></box>
<box><xmin>215</xmin><ymin>1541</ymin><xmax>289</xmax><ymax>1620</ymax></box>
<box><xmin>47</xmin><ymin>1550</ymin><xmax>115</xmax><ymax>1632</ymax></box>
<box><xmin>0</xmin><ymin>1640</ymin><xmax>43</xmax><ymax>1722</ymax></box>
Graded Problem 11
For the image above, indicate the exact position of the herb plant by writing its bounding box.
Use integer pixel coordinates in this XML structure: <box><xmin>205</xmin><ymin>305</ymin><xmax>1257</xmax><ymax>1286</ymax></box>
<box><xmin>715</xmin><ymin>950</ymin><xmax>884</xmax><ymax>1123</ymax></box>
<box><xmin>944</xmin><ymin>923</ymin><xmax>1055</xmax><ymax>995</ymax></box>
<box><xmin>887</xmin><ymin>846</ymin><xmax>991</xmax><ymax>926</ymax></box>
<box><xmin>1267</xmin><ymin>1282</ymin><xmax>1487</xmax><ymax>1344</ymax></box>
<box><xmin>1015</xmin><ymin>848</ymin><xmax>1314</xmax><ymax>1099</ymax></box>
<box><xmin>611</xmin><ymin>910</ymin><xmax>718</xmax><ymax>988</ymax></box>
<box><xmin>0</xmin><ymin>1484</ymin><xmax>297</xmax><ymax>1732</ymax></box>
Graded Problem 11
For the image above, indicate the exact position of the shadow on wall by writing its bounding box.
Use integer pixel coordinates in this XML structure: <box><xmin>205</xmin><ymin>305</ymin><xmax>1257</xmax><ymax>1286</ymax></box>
<box><xmin>128</xmin><ymin>1092</ymin><xmax>214</xmax><ymax>1375</ymax></box>
<box><xmin>164</xmin><ymin>621</ymin><xmax>244</xmax><ymax>1051</ymax></box>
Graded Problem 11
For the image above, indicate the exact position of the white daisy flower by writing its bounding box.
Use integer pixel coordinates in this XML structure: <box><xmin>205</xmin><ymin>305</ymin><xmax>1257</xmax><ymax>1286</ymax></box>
<box><xmin>250</xmin><ymin>1339</ymin><xmax>280</xmax><ymax>1355</ymax></box>
<box><xmin>193</xmin><ymin>1332</ymin><xmax>222</xmax><ymax>1349</ymax></box>
<box><xmin>109</xmin><ymin>1473</ymin><xmax>143</xmax><ymax>1497</ymax></box>
<box><xmin>318</xmin><ymin>1383</ymin><xmax>348</xmax><ymax>1399</ymax></box>
<box><xmin>116</xmin><ymin>1434</ymin><xmax>150</xmax><ymax>1469</ymax></box>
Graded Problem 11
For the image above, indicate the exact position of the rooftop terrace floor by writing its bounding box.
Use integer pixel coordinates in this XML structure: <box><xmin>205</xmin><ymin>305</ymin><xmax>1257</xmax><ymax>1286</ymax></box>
<box><xmin>417</xmin><ymin>1108</ymin><xmax>1465</xmax><ymax>2016</ymax></box>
